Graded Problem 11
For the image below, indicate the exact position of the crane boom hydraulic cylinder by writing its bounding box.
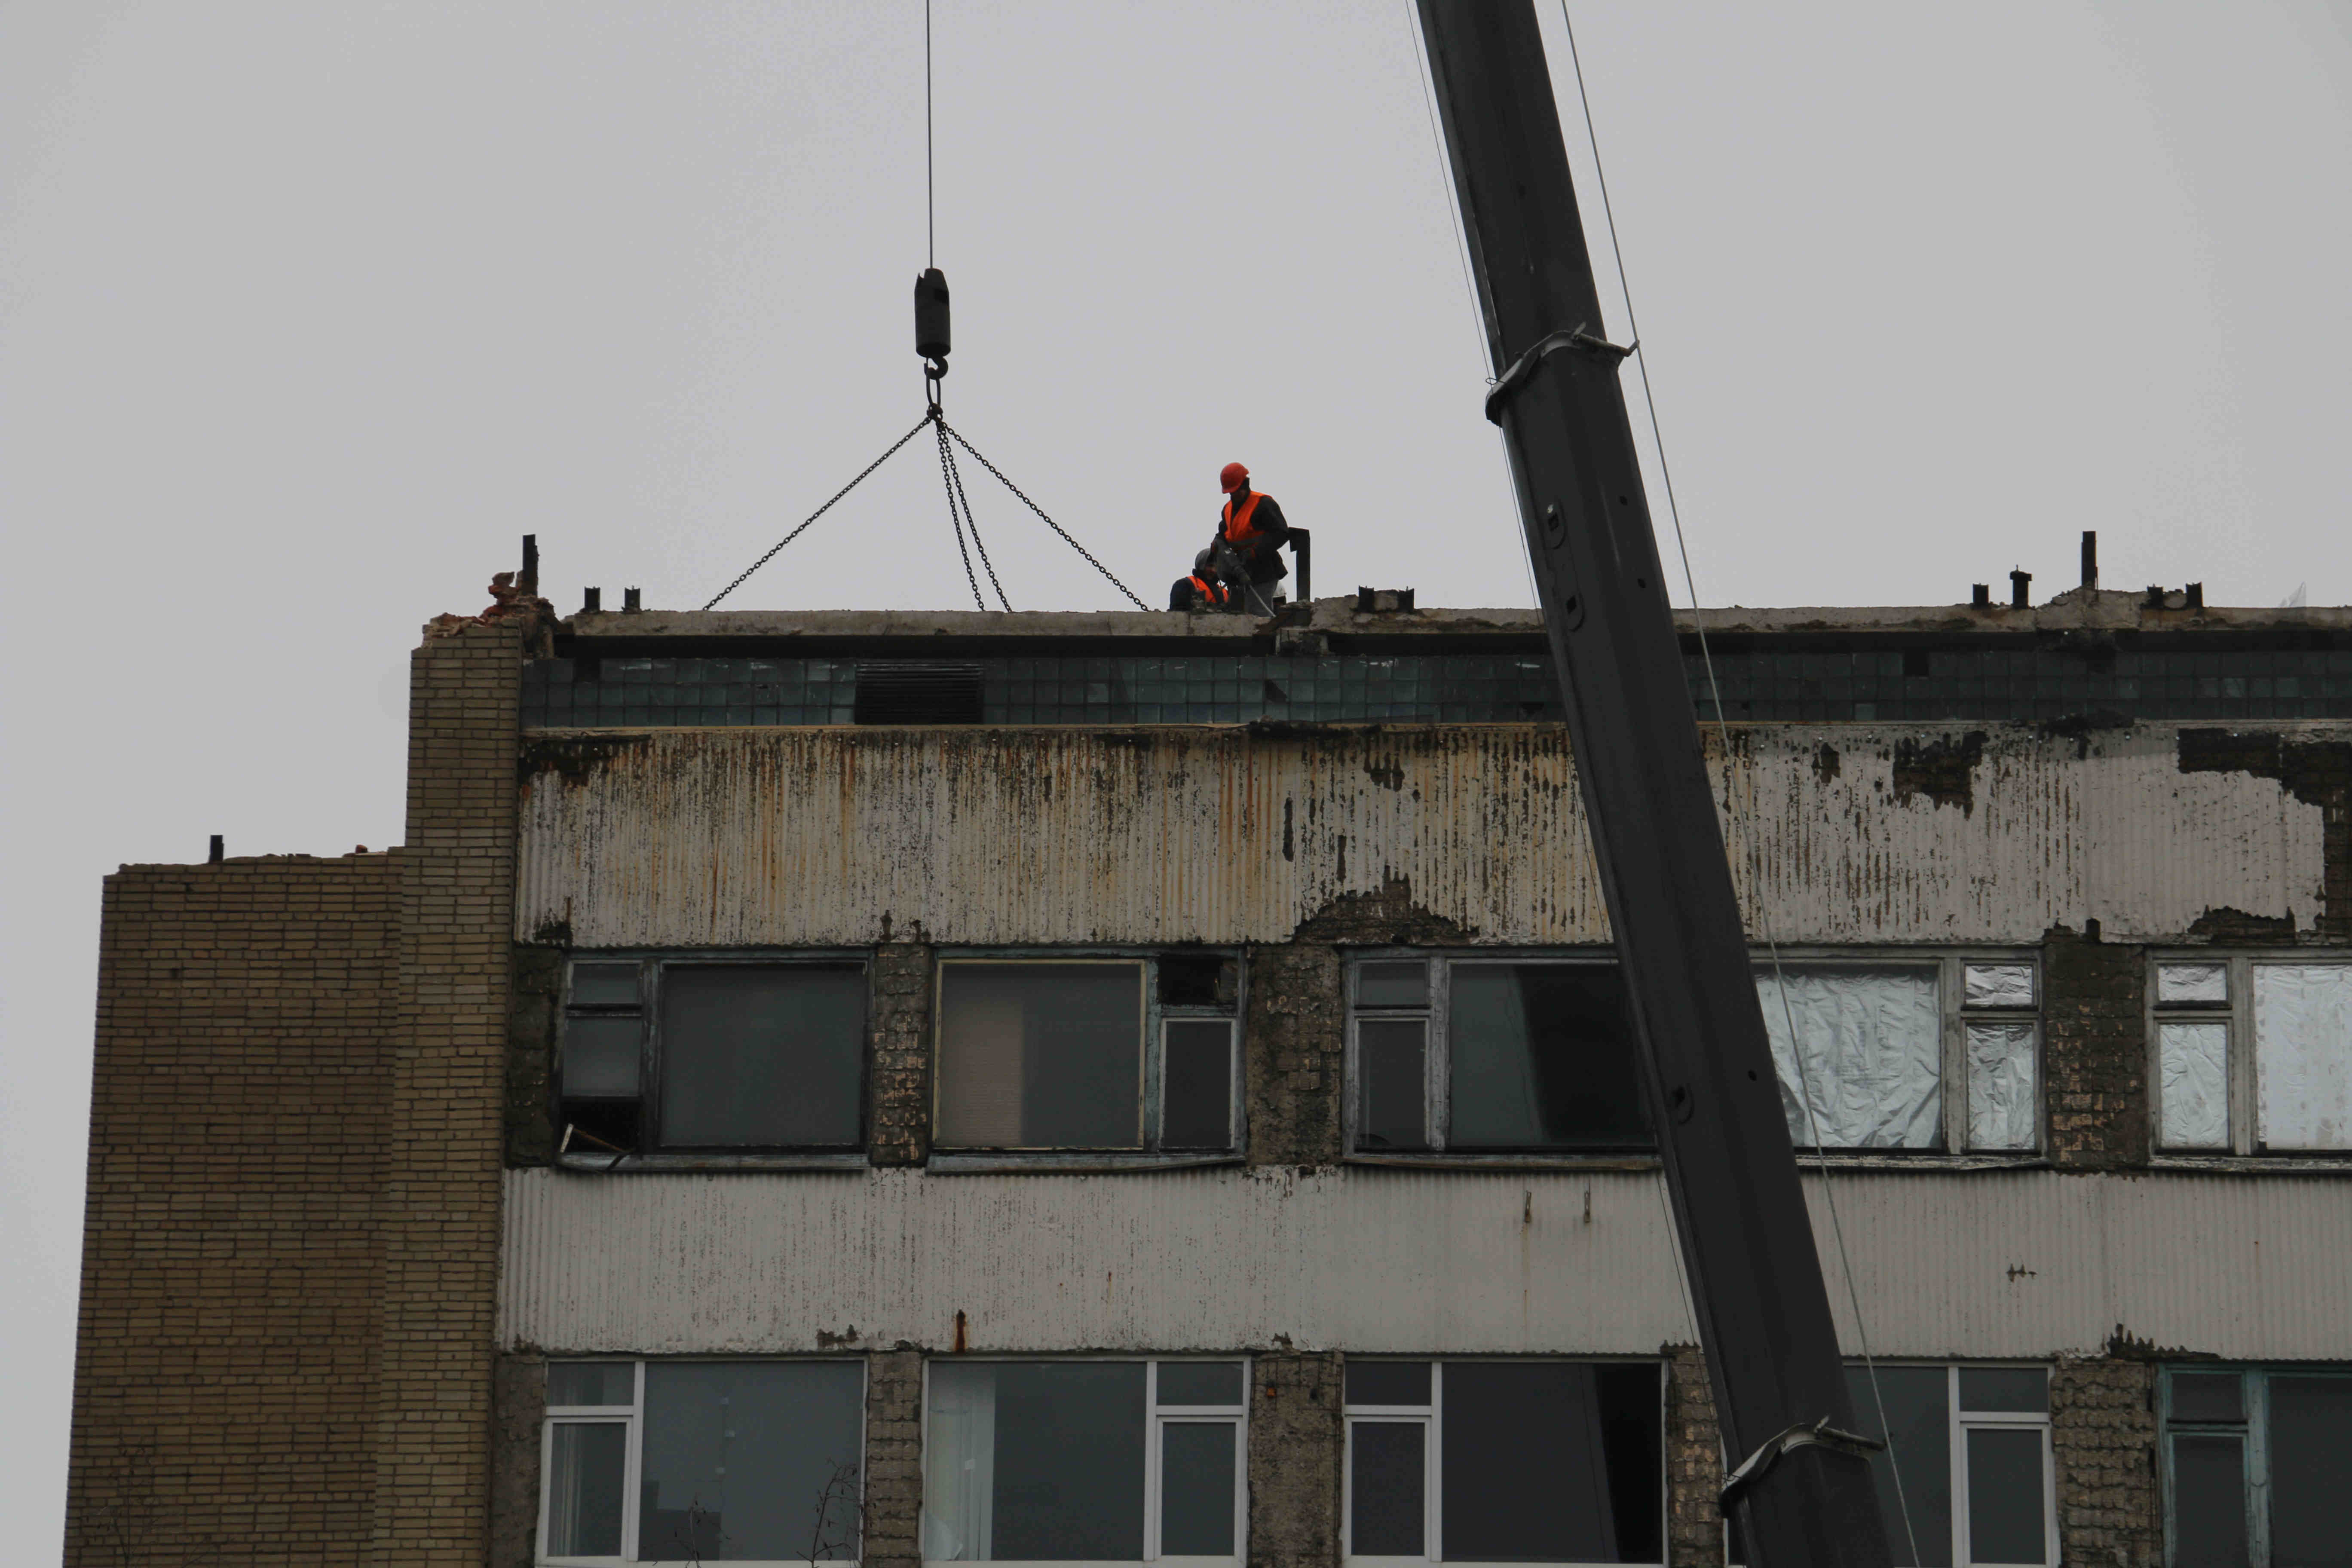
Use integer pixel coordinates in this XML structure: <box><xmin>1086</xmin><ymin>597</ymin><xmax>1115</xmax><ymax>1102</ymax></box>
<box><xmin>1409</xmin><ymin>5</ymin><xmax>1894</xmax><ymax>1563</ymax></box>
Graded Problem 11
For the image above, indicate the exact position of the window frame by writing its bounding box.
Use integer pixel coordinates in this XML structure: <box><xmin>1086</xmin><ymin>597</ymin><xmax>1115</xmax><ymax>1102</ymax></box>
<box><xmin>1745</xmin><ymin>1362</ymin><xmax>2055</xmax><ymax>1568</ymax></box>
<box><xmin>1343</xmin><ymin>949</ymin><xmax>2042</xmax><ymax>1163</ymax></box>
<box><xmin>1339</xmin><ymin>1357</ymin><xmax>1667</xmax><ymax>1568</ymax></box>
<box><xmin>538</xmin><ymin>1356</ymin><xmax>869</xmax><ymax>1568</ymax></box>
<box><xmin>916</xmin><ymin>1354</ymin><xmax>1251</xmax><ymax>1568</ymax></box>
<box><xmin>2147</xmin><ymin>951</ymin><xmax>2352</xmax><ymax>1159</ymax></box>
<box><xmin>2159</xmin><ymin>1363</ymin><xmax>2352</xmax><ymax>1567</ymax></box>
<box><xmin>556</xmin><ymin>949</ymin><xmax>875</xmax><ymax>1170</ymax></box>
<box><xmin>928</xmin><ymin>950</ymin><xmax>1246</xmax><ymax>1169</ymax></box>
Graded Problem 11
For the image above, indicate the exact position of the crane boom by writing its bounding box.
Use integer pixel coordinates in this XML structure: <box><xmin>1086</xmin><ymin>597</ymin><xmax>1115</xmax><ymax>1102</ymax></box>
<box><xmin>1410</xmin><ymin>5</ymin><xmax>1894</xmax><ymax>1563</ymax></box>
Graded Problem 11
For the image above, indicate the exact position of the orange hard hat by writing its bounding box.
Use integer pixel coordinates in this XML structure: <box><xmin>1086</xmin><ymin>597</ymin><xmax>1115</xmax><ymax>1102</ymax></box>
<box><xmin>1219</xmin><ymin>462</ymin><xmax>1249</xmax><ymax>493</ymax></box>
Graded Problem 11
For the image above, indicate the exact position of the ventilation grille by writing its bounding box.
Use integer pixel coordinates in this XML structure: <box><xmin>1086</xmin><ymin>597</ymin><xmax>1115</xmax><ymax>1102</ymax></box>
<box><xmin>853</xmin><ymin>662</ymin><xmax>985</xmax><ymax>725</ymax></box>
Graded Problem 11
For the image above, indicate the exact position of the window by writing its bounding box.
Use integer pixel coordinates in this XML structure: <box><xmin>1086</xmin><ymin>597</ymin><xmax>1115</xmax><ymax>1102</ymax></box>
<box><xmin>921</xmin><ymin>1359</ymin><xmax>1248</xmax><ymax>1565</ymax></box>
<box><xmin>2152</xmin><ymin>957</ymin><xmax>2352</xmax><ymax>1153</ymax></box>
<box><xmin>1341</xmin><ymin>1359</ymin><xmax>1663</xmax><ymax>1565</ymax></box>
<box><xmin>1756</xmin><ymin>958</ymin><xmax>2040</xmax><ymax>1152</ymax></box>
<box><xmin>1346</xmin><ymin>956</ymin><xmax>1651</xmax><ymax>1155</ymax></box>
<box><xmin>1819</xmin><ymin>1363</ymin><xmax>2053</xmax><ymax>1568</ymax></box>
<box><xmin>560</xmin><ymin>957</ymin><xmax>869</xmax><ymax>1159</ymax></box>
<box><xmin>933</xmin><ymin>955</ymin><xmax>1240</xmax><ymax>1154</ymax></box>
<box><xmin>540</xmin><ymin>1358</ymin><xmax>866</xmax><ymax>1565</ymax></box>
<box><xmin>2163</xmin><ymin>1365</ymin><xmax>2352</xmax><ymax>1567</ymax></box>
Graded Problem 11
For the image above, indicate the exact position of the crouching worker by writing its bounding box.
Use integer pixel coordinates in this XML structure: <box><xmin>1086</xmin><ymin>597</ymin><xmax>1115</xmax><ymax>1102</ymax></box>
<box><xmin>1169</xmin><ymin>549</ymin><xmax>1234</xmax><ymax>612</ymax></box>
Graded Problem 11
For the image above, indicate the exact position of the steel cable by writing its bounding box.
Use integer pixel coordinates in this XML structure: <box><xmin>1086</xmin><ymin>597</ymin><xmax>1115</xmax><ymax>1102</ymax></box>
<box><xmin>703</xmin><ymin>414</ymin><xmax>933</xmax><ymax>609</ymax></box>
<box><xmin>942</xmin><ymin>423</ymin><xmax>1150</xmax><ymax>610</ymax></box>
<box><xmin>1555</xmin><ymin>8</ymin><xmax>1923</xmax><ymax>1561</ymax></box>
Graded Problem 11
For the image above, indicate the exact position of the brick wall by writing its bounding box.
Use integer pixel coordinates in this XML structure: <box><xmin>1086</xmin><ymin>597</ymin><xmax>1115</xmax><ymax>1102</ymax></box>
<box><xmin>1662</xmin><ymin>1344</ymin><xmax>1727</xmax><ymax>1568</ymax></box>
<box><xmin>869</xmin><ymin>947</ymin><xmax>934</xmax><ymax>1167</ymax></box>
<box><xmin>1249</xmin><ymin>1351</ymin><xmax>1343</xmax><ymax>1568</ymax></box>
<box><xmin>370</xmin><ymin>616</ymin><xmax>529</xmax><ymax>1563</ymax></box>
<box><xmin>862</xmin><ymin>1349</ymin><xmax>925</xmax><ymax>1568</ymax></box>
<box><xmin>2042</xmin><ymin>928</ymin><xmax>2150</xmax><ymax>1170</ymax></box>
<box><xmin>2053</xmin><ymin>1357</ymin><xmax>2160</xmax><ymax>1568</ymax></box>
<box><xmin>487</xmin><ymin>1354</ymin><xmax>545</xmax><ymax>1568</ymax></box>
<box><xmin>66</xmin><ymin>852</ymin><xmax>399</xmax><ymax>1566</ymax></box>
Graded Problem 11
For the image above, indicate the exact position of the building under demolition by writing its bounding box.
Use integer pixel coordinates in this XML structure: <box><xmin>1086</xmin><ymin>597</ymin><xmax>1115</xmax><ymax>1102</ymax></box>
<box><xmin>67</xmin><ymin>567</ymin><xmax>2352</xmax><ymax>1566</ymax></box>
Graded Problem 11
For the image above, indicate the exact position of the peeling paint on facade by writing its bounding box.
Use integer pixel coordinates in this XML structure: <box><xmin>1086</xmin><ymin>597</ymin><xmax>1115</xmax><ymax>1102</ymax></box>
<box><xmin>497</xmin><ymin>1166</ymin><xmax>2352</xmax><ymax>1361</ymax></box>
<box><xmin>516</xmin><ymin>724</ymin><xmax>2330</xmax><ymax>948</ymax></box>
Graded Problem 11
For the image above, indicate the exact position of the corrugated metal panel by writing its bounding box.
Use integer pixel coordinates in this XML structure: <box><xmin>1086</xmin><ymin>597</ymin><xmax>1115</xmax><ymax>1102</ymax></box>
<box><xmin>515</xmin><ymin>726</ymin><xmax>2325</xmax><ymax>947</ymax></box>
<box><xmin>500</xmin><ymin>1167</ymin><xmax>2352</xmax><ymax>1360</ymax></box>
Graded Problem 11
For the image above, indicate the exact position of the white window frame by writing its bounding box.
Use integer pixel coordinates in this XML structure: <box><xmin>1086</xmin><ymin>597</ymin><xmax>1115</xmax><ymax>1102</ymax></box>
<box><xmin>538</xmin><ymin>1357</ymin><xmax>867</xmax><ymax>1568</ymax></box>
<box><xmin>918</xmin><ymin>1355</ymin><xmax>1250</xmax><ymax>1568</ymax></box>
<box><xmin>1340</xmin><ymin>1358</ymin><xmax>1666</xmax><ymax>1568</ymax></box>
<box><xmin>931</xmin><ymin>953</ymin><xmax>1246</xmax><ymax>1159</ymax></box>
<box><xmin>1344</xmin><ymin>950</ymin><xmax>2041</xmax><ymax>1158</ymax></box>
<box><xmin>2148</xmin><ymin>952</ymin><xmax>2352</xmax><ymax>1156</ymax></box>
<box><xmin>1823</xmin><ymin>1362</ymin><xmax>2056</xmax><ymax>1568</ymax></box>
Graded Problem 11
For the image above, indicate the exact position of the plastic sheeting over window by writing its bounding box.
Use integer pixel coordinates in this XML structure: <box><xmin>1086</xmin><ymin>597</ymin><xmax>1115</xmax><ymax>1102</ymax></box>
<box><xmin>2158</xmin><ymin>963</ymin><xmax>2229</xmax><ymax>1006</ymax></box>
<box><xmin>1757</xmin><ymin>967</ymin><xmax>1942</xmax><ymax>1149</ymax></box>
<box><xmin>2253</xmin><ymin>965</ymin><xmax>2352</xmax><ymax>1151</ymax></box>
<box><xmin>2159</xmin><ymin>1022</ymin><xmax>2230</xmax><ymax>1149</ymax></box>
<box><xmin>1966</xmin><ymin>1023</ymin><xmax>2038</xmax><ymax>1150</ymax></box>
<box><xmin>1963</xmin><ymin>965</ymin><xmax>2037</xmax><ymax>1010</ymax></box>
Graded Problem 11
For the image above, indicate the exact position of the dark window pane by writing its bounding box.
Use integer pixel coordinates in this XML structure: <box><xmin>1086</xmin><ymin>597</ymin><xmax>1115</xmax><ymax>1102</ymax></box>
<box><xmin>658</xmin><ymin>965</ymin><xmax>865</xmax><ymax>1148</ymax></box>
<box><xmin>989</xmin><ymin>1363</ymin><xmax>1147</xmax><ymax>1560</ymax></box>
<box><xmin>2171</xmin><ymin>1371</ymin><xmax>2246</xmax><ymax>1425</ymax></box>
<box><xmin>1441</xmin><ymin>1361</ymin><xmax>1661</xmax><ymax>1563</ymax></box>
<box><xmin>638</xmin><ymin>1361</ymin><xmax>865</xmax><ymax>1562</ymax></box>
<box><xmin>1358</xmin><ymin>1020</ymin><xmax>1428</xmax><ymax>1151</ymax></box>
<box><xmin>1964</xmin><ymin>1427</ymin><xmax>2046</xmax><ymax>1564</ymax></box>
<box><xmin>1162</xmin><ymin>1021</ymin><xmax>1234</xmax><ymax>1149</ymax></box>
<box><xmin>1350</xmin><ymin>1422</ymin><xmax>1425</xmax><ymax>1555</ymax></box>
<box><xmin>1158</xmin><ymin>954</ymin><xmax>1228</xmax><ymax>1009</ymax></box>
<box><xmin>2170</xmin><ymin>1435</ymin><xmax>2249</xmax><ymax>1568</ymax></box>
<box><xmin>1160</xmin><ymin>1423</ymin><xmax>1236</xmax><ymax>1555</ymax></box>
<box><xmin>937</xmin><ymin>964</ymin><xmax>1143</xmax><ymax>1148</ymax></box>
<box><xmin>1448</xmin><ymin>965</ymin><xmax>1651</xmax><ymax>1149</ymax></box>
<box><xmin>1846</xmin><ymin>1366</ymin><xmax>1953</xmax><ymax>1566</ymax></box>
<box><xmin>1347</xmin><ymin>1361</ymin><xmax>1432</xmax><ymax>1407</ymax></box>
<box><xmin>1357</xmin><ymin>961</ymin><xmax>1430</xmax><ymax>1008</ymax></box>
<box><xmin>545</xmin><ymin>1422</ymin><xmax>627</xmax><ymax>1556</ymax></box>
<box><xmin>547</xmin><ymin>1362</ymin><xmax>634</xmax><ymax>1407</ymax></box>
<box><xmin>563</xmin><ymin>1015</ymin><xmax>642</xmax><ymax>1098</ymax></box>
<box><xmin>1958</xmin><ymin>1366</ymin><xmax>2048</xmax><ymax>1414</ymax></box>
<box><xmin>570</xmin><ymin>962</ymin><xmax>640</xmax><ymax>1007</ymax></box>
<box><xmin>2269</xmin><ymin>1375</ymin><xmax>2352</xmax><ymax>1568</ymax></box>
<box><xmin>1158</xmin><ymin>1363</ymin><xmax>1243</xmax><ymax>1407</ymax></box>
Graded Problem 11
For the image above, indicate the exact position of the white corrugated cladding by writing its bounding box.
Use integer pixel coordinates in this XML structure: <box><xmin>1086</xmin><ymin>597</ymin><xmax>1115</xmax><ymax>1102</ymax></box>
<box><xmin>514</xmin><ymin>724</ymin><xmax>2325</xmax><ymax>948</ymax></box>
<box><xmin>499</xmin><ymin>1167</ymin><xmax>2352</xmax><ymax>1359</ymax></box>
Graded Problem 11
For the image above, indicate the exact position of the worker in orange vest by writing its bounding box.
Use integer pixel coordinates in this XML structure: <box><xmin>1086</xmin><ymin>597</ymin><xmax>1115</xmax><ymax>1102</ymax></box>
<box><xmin>1208</xmin><ymin>461</ymin><xmax>1294</xmax><ymax>614</ymax></box>
<box><xmin>1167</xmin><ymin>549</ymin><xmax>1234</xmax><ymax>612</ymax></box>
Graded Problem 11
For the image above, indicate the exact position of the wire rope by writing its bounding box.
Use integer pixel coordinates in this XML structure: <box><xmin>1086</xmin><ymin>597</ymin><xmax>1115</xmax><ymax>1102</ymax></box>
<box><xmin>1553</xmin><ymin>8</ymin><xmax>1923</xmax><ymax>1562</ymax></box>
<box><xmin>938</xmin><ymin>421</ymin><xmax>1012</xmax><ymax>610</ymax></box>
<box><xmin>925</xmin><ymin>0</ymin><xmax>935</xmax><ymax>269</ymax></box>
<box><xmin>704</xmin><ymin>414</ymin><xmax>933</xmax><ymax>609</ymax></box>
<box><xmin>943</xmin><ymin>423</ymin><xmax>1151</xmax><ymax>609</ymax></box>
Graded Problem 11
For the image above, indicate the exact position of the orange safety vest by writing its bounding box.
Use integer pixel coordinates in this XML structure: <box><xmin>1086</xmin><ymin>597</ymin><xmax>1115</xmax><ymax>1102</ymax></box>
<box><xmin>1187</xmin><ymin>573</ymin><xmax>1230</xmax><ymax>608</ymax></box>
<box><xmin>1220</xmin><ymin>490</ymin><xmax>1277</xmax><ymax>549</ymax></box>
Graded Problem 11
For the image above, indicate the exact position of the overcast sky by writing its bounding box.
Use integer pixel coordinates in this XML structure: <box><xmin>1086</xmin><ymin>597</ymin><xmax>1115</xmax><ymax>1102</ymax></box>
<box><xmin>5</xmin><ymin>0</ymin><xmax>2349</xmax><ymax>1550</ymax></box>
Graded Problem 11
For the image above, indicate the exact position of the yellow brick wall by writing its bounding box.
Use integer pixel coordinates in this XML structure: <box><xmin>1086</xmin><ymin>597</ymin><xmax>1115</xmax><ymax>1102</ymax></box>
<box><xmin>66</xmin><ymin>852</ymin><xmax>400</xmax><ymax>1566</ymax></box>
